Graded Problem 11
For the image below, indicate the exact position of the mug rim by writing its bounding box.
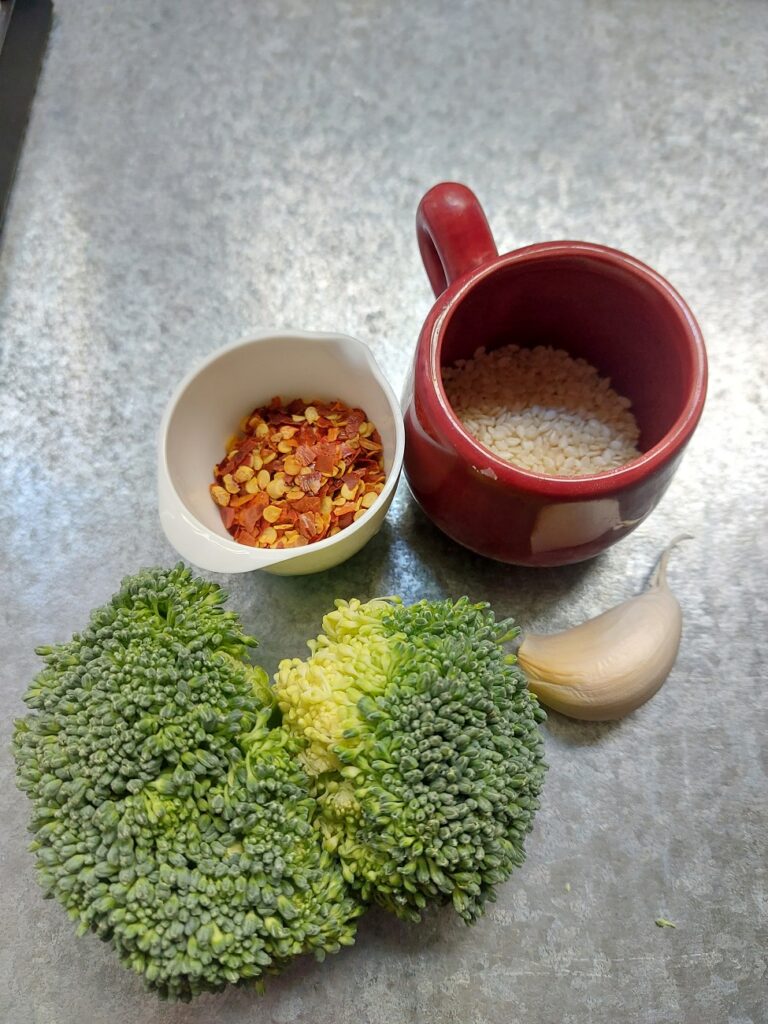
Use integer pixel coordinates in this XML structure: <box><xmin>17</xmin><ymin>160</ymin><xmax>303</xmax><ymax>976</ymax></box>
<box><xmin>424</xmin><ymin>240</ymin><xmax>708</xmax><ymax>498</ymax></box>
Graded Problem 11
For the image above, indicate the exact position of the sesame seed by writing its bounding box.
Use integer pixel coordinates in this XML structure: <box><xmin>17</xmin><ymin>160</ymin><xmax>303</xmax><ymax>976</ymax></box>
<box><xmin>442</xmin><ymin>344</ymin><xmax>641</xmax><ymax>477</ymax></box>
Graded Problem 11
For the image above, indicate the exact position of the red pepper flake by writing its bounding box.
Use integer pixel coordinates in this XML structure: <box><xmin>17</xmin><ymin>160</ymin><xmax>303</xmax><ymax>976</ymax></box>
<box><xmin>210</xmin><ymin>396</ymin><xmax>386</xmax><ymax>549</ymax></box>
<box><xmin>292</xmin><ymin>496</ymin><xmax>322</xmax><ymax>513</ymax></box>
<box><xmin>240</xmin><ymin>494</ymin><xmax>269</xmax><ymax>533</ymax></box>
<box><xmin>297</xmin><ymin>471</ymin><xmax>324</xmax><ymax>494</ymax></box>
<box><xmin>234</xmin><ymin>528</ymin><xmax>259</xmax><ymax>547</ymax></box>
<box><xmin>343</xmin><ymin>410</ymin><xmax>365</xmax><ymax>437</ymax></box>
<box><xmin>313</xmin><ymin>444</ymin><xmax>338</xmax><ymax>476</ymax></box>
<box><xmin>295</xmin><ymin>445</ymin><xmax>316</xmax><ymax>466</ymax></box>
<box><xmin>297</xmin><ymin>512</ymin><xmax>320</xmax><ymax>539</ymax></box>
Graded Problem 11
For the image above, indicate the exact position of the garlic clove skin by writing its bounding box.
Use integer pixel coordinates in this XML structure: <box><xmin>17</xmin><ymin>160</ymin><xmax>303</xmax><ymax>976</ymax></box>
<box><xmin>518</xmin><ymin>537</ymin><xmax>689</xmax><ymax>722</ymax></box>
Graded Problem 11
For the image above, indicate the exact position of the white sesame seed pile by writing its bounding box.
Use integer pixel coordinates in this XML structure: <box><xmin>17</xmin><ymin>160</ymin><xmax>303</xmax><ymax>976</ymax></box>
<box><xmin>442</xmin><ymin>344</ymin><xmax>641</xmax><ymax>477</ymax></box>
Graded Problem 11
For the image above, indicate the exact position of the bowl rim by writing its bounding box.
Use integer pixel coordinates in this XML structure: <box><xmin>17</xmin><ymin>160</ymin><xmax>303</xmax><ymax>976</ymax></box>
<box><xmin>158</xmin><ymin>328</ymin><xmax>405</xmax><ymax>568</ymax></box>
<box><xmin>423</xmin><ymin>241</ymin><xmax>708</xmax><ymax>498</ymax></box>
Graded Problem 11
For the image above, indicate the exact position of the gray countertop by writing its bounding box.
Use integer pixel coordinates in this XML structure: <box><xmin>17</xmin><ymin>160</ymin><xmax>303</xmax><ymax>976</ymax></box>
<box><xmin>1</xmin><ymin>2</ymin><xmax>766</xmax><ymax>1022</ymax></box>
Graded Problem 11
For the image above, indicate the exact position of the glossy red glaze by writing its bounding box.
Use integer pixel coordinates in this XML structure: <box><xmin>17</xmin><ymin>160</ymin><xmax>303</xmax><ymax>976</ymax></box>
<box><xmin>404</xmin><ymin>182</ymin><xmax>708</xmax><ymax>566</ymax></box>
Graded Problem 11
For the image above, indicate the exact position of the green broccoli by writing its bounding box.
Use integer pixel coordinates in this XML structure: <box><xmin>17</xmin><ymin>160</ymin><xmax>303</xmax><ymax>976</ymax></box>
<box><xmin>14</xmin><ymin>565</ymin><xmax>274</xmax><ymax>806</ymax></box>
<box><xmin>13</xmin><ymin>566</ymin><xmax>360</xmax><ymax>1000</ymax></box>
<box><xmin>14</xmin><ymin>568</ymin><xmax>548</xmax><ymax>999</ymax></box>
<box><xmin>274</xmin><ymin>596</ymin><xmax>547</xmax><ymax>923</ymax></box>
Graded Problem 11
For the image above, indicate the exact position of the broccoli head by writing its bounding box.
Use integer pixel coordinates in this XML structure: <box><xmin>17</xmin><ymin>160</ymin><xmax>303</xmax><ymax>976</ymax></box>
<box><xmin>13</xmin><ymin>566</ymin><xmax>361</xmax><ymax>1000</ymax></box>
<box><xmin>275</xmin><ymin>597</ymin><xmax>547</xmax><ymax>923</ymax></box>
<box><xmin>14</xmin><ymin>567</ymin><xmax>549</xmax><ymax>998</ymax></box>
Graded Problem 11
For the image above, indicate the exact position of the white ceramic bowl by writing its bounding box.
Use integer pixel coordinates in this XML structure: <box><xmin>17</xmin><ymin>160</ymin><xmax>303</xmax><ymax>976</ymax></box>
<box><xmin>157</xmin><ymin>330</ymin><xmax>404</xmax><ymax>575</ymax></box>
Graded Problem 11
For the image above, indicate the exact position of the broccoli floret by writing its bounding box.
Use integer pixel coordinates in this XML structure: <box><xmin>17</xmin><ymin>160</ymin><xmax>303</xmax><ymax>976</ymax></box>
<box><xmin>13</xmin><ymin>566</ymin><xmax>361</xmax><ymax>1000</ymax></box>
<box><xmin>15</xmin><ymin>565</ymin><xmax>273</xmax><ymax>807</ymax></box>
<box><xmin>275</xmin><ymin>597</ymin><xmax>547</xmax><ymax>923</ymax></box>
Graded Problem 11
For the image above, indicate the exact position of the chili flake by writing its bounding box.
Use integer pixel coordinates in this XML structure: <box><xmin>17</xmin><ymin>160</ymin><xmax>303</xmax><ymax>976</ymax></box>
<box><xmin>210</xmin><ymin>396</ymin><xmax>386</xmax><ymax>549</ymax></box>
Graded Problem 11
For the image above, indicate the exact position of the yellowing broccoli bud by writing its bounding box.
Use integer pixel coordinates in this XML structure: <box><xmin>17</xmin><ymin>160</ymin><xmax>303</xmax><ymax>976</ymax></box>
<box><xmin>274</xmin><ymin>598</ymin><xmax>398</xmax><ymax>774</ymax></box>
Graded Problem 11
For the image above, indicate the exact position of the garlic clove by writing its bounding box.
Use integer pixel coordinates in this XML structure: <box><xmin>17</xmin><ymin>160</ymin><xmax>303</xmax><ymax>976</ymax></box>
<box><xmin>518</xmin><ymin>536</ymin><xmax>690</xmax><ymax>722</ymax></box>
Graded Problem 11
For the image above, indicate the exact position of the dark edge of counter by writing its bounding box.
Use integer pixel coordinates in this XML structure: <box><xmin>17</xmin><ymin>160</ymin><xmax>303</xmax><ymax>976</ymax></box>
<box><xmin>0</xmin><ymin>0</ymin><xmax>53</xmax><ymax>233</ymax></box>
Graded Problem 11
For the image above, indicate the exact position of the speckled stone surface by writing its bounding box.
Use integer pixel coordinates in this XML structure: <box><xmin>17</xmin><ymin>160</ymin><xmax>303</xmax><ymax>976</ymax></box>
<box><xmin>1</xmin><ymin>2</ymin><xmax>766</xmax><ymax>1022</ymax></box>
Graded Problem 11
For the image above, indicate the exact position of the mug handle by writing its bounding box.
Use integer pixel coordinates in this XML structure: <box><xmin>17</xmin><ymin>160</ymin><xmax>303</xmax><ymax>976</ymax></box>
<box><xmin>416</xmin><ymin>182</ymin><xmax>499</xmax><ymax>297</ymax></box>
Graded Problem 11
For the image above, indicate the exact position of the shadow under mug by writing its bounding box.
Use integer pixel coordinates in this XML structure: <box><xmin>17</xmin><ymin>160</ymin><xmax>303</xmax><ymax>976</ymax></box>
<box><xmin>402</xmin><ymin>182</ymin><xmax>708</xmax><ymax>567</ymax></box>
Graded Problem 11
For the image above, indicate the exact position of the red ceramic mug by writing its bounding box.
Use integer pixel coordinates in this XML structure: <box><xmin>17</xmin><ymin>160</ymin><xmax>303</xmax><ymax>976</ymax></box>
<box><xmin>402</xmin><ymin>182</ymin><xmax>707</xmax><ymax>567</ymax></box>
